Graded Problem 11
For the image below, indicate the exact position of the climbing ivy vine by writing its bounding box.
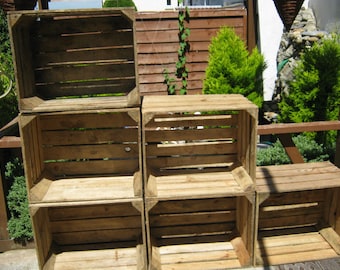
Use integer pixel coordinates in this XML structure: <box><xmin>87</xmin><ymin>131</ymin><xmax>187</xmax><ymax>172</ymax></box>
<box><xmin>164</xmin><ymin>0</ymin><xmax>190</xmax><ymax>95</ymax></box>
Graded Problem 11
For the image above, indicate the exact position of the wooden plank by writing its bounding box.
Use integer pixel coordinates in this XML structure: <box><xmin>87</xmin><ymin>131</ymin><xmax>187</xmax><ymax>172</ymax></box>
<box><xmin>29</xmin><ymin>176</ymin><xmax>138</xmax><ymax>204</ymax></box>
<box><xmin>51</xmin><ymin>215</ymin><xmax>141</xmax><ymax>234</ymax></box>
<box><xmin>42</xmin><ymin>128</ymin><xmax>138</xmax><ymax>145</ymax></box>
<box><xmin>39</xmin><ymin>110</ymin><xmax>138</xmax><ymax>130</ymax></box>
<box><xmin>0</xmin><ymin>173</ymin><xmax>9</xmax><ymax>240</ymax></box>
<box><xmin>145</xmin><ymin>113</ymin><xmax>238</xmax><ymax>128</ymax></box>
<box><xmin>146</xmin><ymin>141</ymin><xmax>237</xmax><ymax>156</ymax></box>
<box><xmin>145</xmin><ymin>127</ymin><xmax>237</xmax><ymax>142</ymax></box>
<box><xmin>278</xmin><ymin>133</ymin><xmax>305</xmax><ymax>164</ymax></box>
<box><xmin>256</xmin><ymin>230</ymin><xmax>338</xmax><ymax>266</ymax></box>
<box><xmin>150</xmin><ymin>197</ymin><xmax>236</xmax><ymax>214</ymax></box>
<box><xmin>43</xmin><ymin>143</ymin><xmax>139</xmax><ymax>160</ymax></box>
<box><xmin>54</xmin><ymin>248</ymin><xmax>139</xmax><ymax>268</ymax></box>
<box><xmin>257</xmin><ymin>121</ymin><xmax>340</xmax><ymax>135</ymax></box>
<box><xmin>53</xmin><ymin>228</ymin><xmax>142</xmax><ymax>246</ymax></box>
<box><xmin>44</xmin><ymin>159</ymin><xmax>139</xmax><ymax>176</ymax></box>
<box><xmin>0</xmin><ymin>136</ymin><xmax>21</xmax><ymax>149</ymax></box>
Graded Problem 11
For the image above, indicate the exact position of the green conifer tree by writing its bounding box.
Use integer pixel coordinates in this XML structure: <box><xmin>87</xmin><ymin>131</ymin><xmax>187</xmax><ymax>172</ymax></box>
<box><xmin>203</xmin><ymin>27</ymin><xmax>266</xmax><ymax>108</ymax></box>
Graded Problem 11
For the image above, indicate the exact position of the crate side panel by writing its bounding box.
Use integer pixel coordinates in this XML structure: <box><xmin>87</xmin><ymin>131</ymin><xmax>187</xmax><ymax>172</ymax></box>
<box><xmin>49</xmin><ymin>202</ymin><xmax>143</xmax><ymax>246</ymax></box>
<box><xmin>144</xmin><ymin>111</ymin><xmax>239</xmax><ymax>174</ymax></box>
<box><xmin>40</xmin><ymin>110</ymin><xmax>140</xmax><ymax>177</ymax></box>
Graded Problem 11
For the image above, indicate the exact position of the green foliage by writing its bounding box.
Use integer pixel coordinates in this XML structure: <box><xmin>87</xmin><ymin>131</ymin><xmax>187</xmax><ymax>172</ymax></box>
<box><xmin>103</xmin><ymin>0</ymin><xmax>136</xmax><ymax>9</ymax></box>
<box><xmin>0</xmin><ymin>9</ymin><xmax>18</xmax><ymax>128</ymax></box>
<box><xmin>279</xmin><ymin>35</ymin><xmax>340</xmax><ymax>147</ymax></box>
<box><xmin>164</xmin><ymin>1</ymin><xmax>190</xmax><ymax>95</ymax></box>
<box><xmin>257</xmin><ymin>134</ymin><xmax>332</xmax><ymax>166</ymax></box>
<box><xmin>6</xmin><ymin>158</ymin><xmax>33</xmax><ymax>241</ymax></box>
<box><xmin>256</xmin><ymin>140</ymin><xmax>291</xmax><ymax>166</ymax></box>
<box><xmin>203</xmin><ymin>26</ymin><xmax>266</xmax><ymax>108</ymax></box>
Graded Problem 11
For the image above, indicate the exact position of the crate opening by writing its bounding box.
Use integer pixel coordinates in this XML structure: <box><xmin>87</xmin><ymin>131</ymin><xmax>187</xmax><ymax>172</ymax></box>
<box><xmin>256</xmin><ymin>189</ymin><xmax>340</xmax><ymax>266</ymax></box>
<box><xmin>9</xmin><ymin>9</ymin><xmax>139</xmax><ymax>112</ymax></box>
<box><xmin>147</xmin><ymin>197</ymin><xmax>253</xmax><ymax>269</ymax></box>
<box><xmin>32</xmin><ymin>202</ymin><xmax>146</xmax><ymax>269</ymax></box>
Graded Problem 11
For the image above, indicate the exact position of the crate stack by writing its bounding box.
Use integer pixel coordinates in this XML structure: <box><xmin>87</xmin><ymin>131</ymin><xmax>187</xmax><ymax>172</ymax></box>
<box><xmin>142</xmin><ymin>95</ymin><xmax>258</xmax><ymax>269</ymax></box>
<box><xmin>8</xmin><ymin>8</ymin><xmax>147</xmax><ymax>269</ymax></box>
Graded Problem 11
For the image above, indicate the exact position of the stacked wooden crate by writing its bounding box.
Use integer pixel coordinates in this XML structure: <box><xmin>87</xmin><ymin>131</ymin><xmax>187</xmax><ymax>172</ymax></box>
<box><xmin>255</xmin><ymin>162</ymin><xmax>340</xmax><ymax>266</ymax></box>
<box><xmin>142</xmin><ymin>95</ymin><xmax>258</xmax><ymax>269</ymax></box>
<box><xmin>9</xmin><ymin>9</ymin><xmax>146</xmax><ymax>269</ymax></box>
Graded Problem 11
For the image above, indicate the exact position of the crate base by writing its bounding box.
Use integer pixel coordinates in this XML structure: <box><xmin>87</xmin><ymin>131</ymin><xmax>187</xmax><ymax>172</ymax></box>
<box><xmin>256</xmin><ymin>226</ymin><xmax>339</xmax><ymax>266</ymax></box>
<box><xmin>30</xmin><ymin>174</ymin><xmax>140</xmax><ymax>205</ymax></box>
<box><xmin>151</xmin><ymin>235</ymin><xmax>251</xmax><ymax>269</ymax></box>
<box><xmin>147</xmin><ymin>168</ymin><xmax>253</xmax><ymax>200</ymax></box>
<box><xmin>21</xmin><ymin>95</ymin><xmax>139</xmax><ymax>113</ymax></box>
<box><xmin>45</xmin><ymin>245</ymin><xmax>145</xmax><ymax>270</ymax></box>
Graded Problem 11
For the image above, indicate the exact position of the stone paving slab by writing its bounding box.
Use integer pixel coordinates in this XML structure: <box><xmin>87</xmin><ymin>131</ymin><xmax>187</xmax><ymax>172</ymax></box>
<box><xmin>0</xmin><ymin>249</ymin><xmax>339</xmax><ymax>270</ymax></box>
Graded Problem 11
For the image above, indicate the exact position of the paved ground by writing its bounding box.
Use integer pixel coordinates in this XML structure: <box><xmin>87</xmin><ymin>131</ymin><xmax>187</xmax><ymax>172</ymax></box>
<box><xmin>0</xmin><ymin>249</ymin><xmax>339</xmax><ymax>270</ymax></box>
<box><xmin>0</xmin><ymin>249</ymin><xmax>38</xmax><ymax>270</ymax></box>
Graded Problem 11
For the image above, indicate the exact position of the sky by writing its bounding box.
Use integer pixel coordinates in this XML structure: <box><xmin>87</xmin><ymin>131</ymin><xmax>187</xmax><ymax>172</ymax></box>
<box><xmin>48</xmin><ymin>0</ymin><xmax>102</xmax><ymax>10</ymax></box>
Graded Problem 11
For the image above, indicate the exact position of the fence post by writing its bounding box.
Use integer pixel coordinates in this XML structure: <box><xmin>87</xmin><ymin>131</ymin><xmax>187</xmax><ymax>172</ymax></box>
<box><xmin>334</xmin><ymin>113</ymin><xmax>340</xmax><ymax>168</ymax></box>
<box><xmin>0</xmin><ymin>162</ymin><xmax>9</xmax><ymax>241</ymax></box>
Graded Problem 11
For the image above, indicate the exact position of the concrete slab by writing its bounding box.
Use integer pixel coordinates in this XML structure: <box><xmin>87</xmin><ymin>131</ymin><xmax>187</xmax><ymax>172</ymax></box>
<box><xmin>0</xmin><ymin>249</ymin><xmax>38</xmax><ymax>270</ymax></box>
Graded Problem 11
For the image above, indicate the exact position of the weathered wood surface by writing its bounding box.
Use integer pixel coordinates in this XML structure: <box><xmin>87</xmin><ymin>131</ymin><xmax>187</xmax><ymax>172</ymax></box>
<box><xmin>142</xmin><ymin>95</ymin><xmax>258</xmax><ymax>200</ymax></box>
<box><xmin>136</xmin><ymin>8</ymin><xmax>247</xmax><ymax>96</ymax></box>
<box><xmin>142</xmin><ymin>95</ymin><xmax>257</xmax><ymax>269</ymax></box>
<box><xmin>19</xmin><ymin>108</ymin><xmax>141</xmax><ymax>206</ymax></box>
<box><xmin>257</xmin><ymin>162</ymin><xmax>340</xmax><ymax>193</ymax></box>
<box><xmin>146</xmin><ymin>197</ymin><xmax>253</xmax><ymax>269</ymax></box>
<box><xmin>256</xmin><ymin>162</ymin><xmax>340</xmax><ymax>266</ymax></box>
<box><xmin>8</xmin><ymin>8</ymin><xmax>139</xmax><ymax>112</ymax></box>
<box><xmin>31</xmin><ymin>202</ymin><xmax>146</xmax><ymax>269</ymax></box>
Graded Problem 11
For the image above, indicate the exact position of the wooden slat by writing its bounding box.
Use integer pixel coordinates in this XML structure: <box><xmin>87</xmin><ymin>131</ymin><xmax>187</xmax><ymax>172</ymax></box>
<box><xmin>149</xmin><ymin>171</ymin><xmax>247</xmax><ymax>200</ymax></box>
<box><xmin>257</xmin><ymin>162</ymin><xmax>340</xmax><ymax>193</ymax></box>
<box><xmin>49</xmin><ymin>202</ymin><xmax>141</xmax><ymax>220</ymax></box>
<box><xmin>53</xmin><ymin>247</ymin><xmax>139</xmax><ymax>269</ymax></box>
<box><xmin>257</xmin><ymin>230</ymin><xmax>338</xmax><ymax>266</ymax></box>
<box><xmin>39</xmin><ymin>110</ymin><xmax>138</xmax><ymax>130</ymax></box>
<box><xmin>30</xmin><ymin>176</ymin><xmax>137</xmax><ymax>204</ymax></box>
<box><xmin>257</xmin><ymin>121</ymin><xmax>340</xmax><ymax>135</ymax></box>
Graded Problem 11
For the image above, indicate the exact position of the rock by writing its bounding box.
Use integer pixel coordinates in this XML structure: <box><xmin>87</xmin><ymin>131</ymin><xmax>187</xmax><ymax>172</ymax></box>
<box><xmin>272</xmin><ymin>7</ymin><xmax>328</xmax><ymax>101</ymax></box>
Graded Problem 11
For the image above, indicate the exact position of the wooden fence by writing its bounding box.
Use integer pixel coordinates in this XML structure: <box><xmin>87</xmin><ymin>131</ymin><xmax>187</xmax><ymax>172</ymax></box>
<box><xmin>136</xmin><ymin>8</ymin><xmax>247</xmax><ymax>95</ymax></box>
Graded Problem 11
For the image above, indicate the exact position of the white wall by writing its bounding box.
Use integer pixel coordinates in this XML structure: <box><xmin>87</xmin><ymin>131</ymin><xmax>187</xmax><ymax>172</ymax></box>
<box><xmin>257</xmin><ymin>0</ymin><xmax>282</xmax><ymax>101</ymax></box>
<box><xmin>257</xmin><ymin>0</ymin><xmax>310</xmax><ymax>101</ymax></box>
<box><xmin>134</xmin><ymin>0</ymin><xmax>172</xmax><ymax>11</ymax></box>
<box><xmin>309</xmin><ymin>0</ymin><xmax>340</xmax><ymax>31</ymax></box>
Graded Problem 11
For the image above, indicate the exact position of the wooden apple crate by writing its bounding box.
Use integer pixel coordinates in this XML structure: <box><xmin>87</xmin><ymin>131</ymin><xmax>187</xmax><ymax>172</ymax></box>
<box><xmin>142</xmin><ymin>94</ymin><xmax>258</xmax><ymax>269</ymax></box>
<box><xmin>256</xmin><ymin>162</ymin><xmax>340</xmax><ymax>266</ymax></box>
<box><xmin>145</xmin><ymin>196</ymin><xmax>255</xmax><ymax>269</ymax></box>
<box><xmin>19</xmin><ymin>108</ymin><xmax>142</xmax><ymax>206</ymax></box>
<box><xmin>8</xmin><ymin>8</ymin><xmax>139</xmax><ymax>113</ymax></box>
<box><xmin>31</xmin><ymin>201</ymin><xmax>147</xmax><ymax>269</ymax></box>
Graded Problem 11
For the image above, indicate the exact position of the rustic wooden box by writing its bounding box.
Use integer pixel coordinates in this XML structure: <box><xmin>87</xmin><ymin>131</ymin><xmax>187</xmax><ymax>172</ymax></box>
<box><xmin>142</xmin><ymin>94</ymin><xmax>258</xmax><ymax>200</ymax></box>
<box><xmin>19</xmin><ymin>108</ymin><xmax>141</xmax><ymax>206</ymax></box>
<box><xmin>256</xmin><ymin>162</ymin><xmax>340</xmax><ymax>266</ymax></box>
<box><xmin>142</xmin><ymin>94</ymin><xmax>258</xmax><ymax>268</ymax></box>
<box><xmin>146</xmin><ymin>196</ymin><xmax>255</xmax><ymax>269</ymax></box>
<box><xmin>31</xmin><ymin>201</ymin><xmax>146</xmax><ymax>269</ymax></box>
<box><xmin>8</xmin><ymin>8</ymin><xmax>139</xmax><ymax>113</ymax></box>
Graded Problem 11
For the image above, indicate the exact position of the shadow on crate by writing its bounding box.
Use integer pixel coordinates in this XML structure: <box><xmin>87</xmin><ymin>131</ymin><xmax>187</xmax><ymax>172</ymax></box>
<box><xmin>146</xmin><ymin>197</ymin><xmax>254</xmax><ymax>269</ymax></box>
<box><xmin>20</xmin><ymin>109</ymin><xmax>142</xmax><ymax>205</ymax></box>
<box><xmin>256</xmin><ymin>162</ymin><xmax>340</xmax><ymax>266</ymax></box>
<box><xmin>31</xmin><ymin>202</ymin><xmax>146</xmax><ymax>269</ymax></box>
<box><xmin>8</xmin><ymin>8</ymin><xmax>139</xmax><ymax>113</ymax></box>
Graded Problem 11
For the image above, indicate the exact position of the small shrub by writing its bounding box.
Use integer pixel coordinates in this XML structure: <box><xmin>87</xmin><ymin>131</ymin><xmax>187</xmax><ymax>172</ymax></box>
<box><xmin>203</xmin><ymin>26</ymin><xmax>266</xmax><ymax>108</ymax></box>
<box><xmin>6</xmin><ymin>158</ymin><xmax>33</xmax><ymax>241</ymax></box>
<box><xmin>103</xmin><ymin>0</ymin><xmax>137</xmax><ymax>9</ymax></box>
<box><xmin>257</xmin><ymin>134</ymin><xmax>332</xmax><ymax>166</ymax></box>
<box><xmin>279</xmin><ymin>34</ymin><xmax>340</xmax><ymax>147</ymax></box>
